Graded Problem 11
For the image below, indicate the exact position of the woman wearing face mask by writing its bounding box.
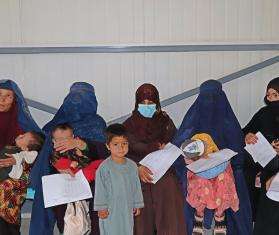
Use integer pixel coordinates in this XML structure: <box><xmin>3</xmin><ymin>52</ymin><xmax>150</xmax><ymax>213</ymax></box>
<box><xmin>242</xmin><ymin>77</ymin><xmax>279</xmax><ymax>235</ymax></box>
<box><xmin>123</xmin><ymin>83</ymin><xmax>187</xmax><ymax>235</ymax></box>
<box><xmin>243</xmin><ymin>77</ymin><xmax>279</xmax><ymax>225</ymax></box>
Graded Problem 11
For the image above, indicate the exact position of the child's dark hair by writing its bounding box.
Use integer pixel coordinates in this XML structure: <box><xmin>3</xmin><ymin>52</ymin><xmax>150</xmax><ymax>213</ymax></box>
<box><xmin>28</xmin><ymin>132</ymin><xmax>45</xmax><ymax>152</ymax></box>
<box><xmin>51</xmin><ymin>123</ymin><xmax>73</xmax><ymax>135</ymax></box>
<box><xmin>106</xmin><ymin>124</ymin><xmax>128</xmax><ymax>144</ymax></box>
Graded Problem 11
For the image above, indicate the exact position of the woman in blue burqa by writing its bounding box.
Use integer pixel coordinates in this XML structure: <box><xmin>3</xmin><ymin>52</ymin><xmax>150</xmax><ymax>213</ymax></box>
<box><xmin>0</xmin><ymin>79</ymin><xmax>41</xmax><ymax>235</ymax></box>
<box><xmin>29</xmin><ymin>82</ymin><xmax>107</xmax><ymax>235</ymax></box>
<box><xmin>173</xmin><ymin>80</ymin><xmax>252</xmax><ymax>235</ymax></box>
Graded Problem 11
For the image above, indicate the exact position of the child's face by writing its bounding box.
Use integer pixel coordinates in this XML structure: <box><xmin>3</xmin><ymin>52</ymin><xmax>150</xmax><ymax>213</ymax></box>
<box><xmin>107</xmin><ymin>136</ymin><xmax>129</xmax><ymax>159</ymax></box>
<box><xmin>15</xmin><ymin>132</ymin><xmax>34</xmax><ymax>151</ymax></box>
<box><xmin>52</xmin><ymin>128</ymin><xmax>73</xmax><ymax>142</ymax></box>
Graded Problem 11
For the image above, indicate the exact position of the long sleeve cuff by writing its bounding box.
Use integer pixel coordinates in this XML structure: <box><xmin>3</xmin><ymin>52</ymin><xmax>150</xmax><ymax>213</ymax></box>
<box><xmin>94</xmin><ymin>203</ymin><xmax>108</xmax><ymax>211</ymax></box>
<box><xmin>134</xmin><ymin>201</ymin><xmax>144</xmax><ymax>209</ymax></box>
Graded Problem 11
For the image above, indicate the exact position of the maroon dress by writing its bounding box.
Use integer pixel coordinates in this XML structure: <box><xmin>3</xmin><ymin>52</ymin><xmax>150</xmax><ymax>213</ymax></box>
<box><xmin>0</xmin><ymin>101</ymin><xmax>24</xmax><ymax>235</ymax></box>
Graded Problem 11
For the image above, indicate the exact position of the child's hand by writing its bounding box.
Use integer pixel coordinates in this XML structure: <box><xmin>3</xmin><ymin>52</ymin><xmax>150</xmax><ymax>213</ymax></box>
<box><xmin>75</xmin><ymin>149</ymin><xmax>83</xmax><ymax>157</ymax></box>
<box><xmin>158</xmin><ymin>143</ymin><xmax>166</xmax><ymax>150</ymax></box>
<box><xmin>98</xmin><ymin>209</ymin><xmax>109</xmax><ymax>219</ymax></box>
<box><xmin>184</xmin><ymin>158</ymin><xmax>194</xmax><ymax>165</ymax></box>
<box><xmin>200</xmin><ymin>154</ymin><xmax>209</xmax><ymax>159</ymax></box>
<box><xmin>133</xmin><ymin>208</ymin><xmax>141</xmax><ymax>216</ymax></box>
<box><xmin>70</xmin><ymin>161</ymin><xmax>78</xmax><ymax>169</ymax></box>
<box><xmin>58</xmin><ymin>168</ymin><xmax>75</xmax><ymax>177</ymax></box>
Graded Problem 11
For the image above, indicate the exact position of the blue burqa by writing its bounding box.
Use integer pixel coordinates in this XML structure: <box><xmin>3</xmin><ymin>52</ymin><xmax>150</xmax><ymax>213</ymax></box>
<box><xmin>0</xmin><ymin>79</ymin><xmax>41</xmax><ymax>133</ymax></box>
<box><xmin>173</xmin><ymin>80</ymin><xmax>252</xmax><ymax>235</ymax></box>
<box><xmin>29</xmin><ymin>82</ymin><xmax>106</xmax><ymax>235</ymax></box>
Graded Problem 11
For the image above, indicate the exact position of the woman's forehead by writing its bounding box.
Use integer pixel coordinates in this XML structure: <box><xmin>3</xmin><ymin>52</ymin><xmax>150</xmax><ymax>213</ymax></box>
<box><xmin>0</xmin><ymin>88</ymin><xmax>14</xmax><ymax>95</ymax></box>
<box><xmin>140</xmin><ymin>99</ymin><xmax>155</xmax><ymax>104</ymax></box>
<box><xmin>267</xmin><ymin>88</ymin><xmax>279</xmax><ymax>94</ymax></box>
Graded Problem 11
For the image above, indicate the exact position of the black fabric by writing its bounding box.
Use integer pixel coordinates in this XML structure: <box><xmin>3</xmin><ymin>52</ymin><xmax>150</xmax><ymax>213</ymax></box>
<box><xmin>244</xmin><ymin>101</ymin><xmax>279</xmax><ymax>234</ymax></box>
<box><xmin>243</xmin><ymin>103</ymin><xmax>279</xmax><ymax>221</ymax></box>
<box><xmin>264</xmin><ymin>77</ymin><xmax>279</xmax><ymax>105</ymax></box>
<box><xmin>0</xmin><ymin>217</ymin><xmax>20</xmax><ymax>235</ymax></box>
<box><xmin>254</xmin><ymin>157</ymin><xmax>279</xmax><ymax>235</ymax></box>
<box><xmin>254</xmin><ymin>191</ymin><xmax>279</xmax><ymax>235</ymax></box>
<box><xmin>243</xmin><ymin>105</ymin><xmax>279</xmax><ymax>142</ymax></box>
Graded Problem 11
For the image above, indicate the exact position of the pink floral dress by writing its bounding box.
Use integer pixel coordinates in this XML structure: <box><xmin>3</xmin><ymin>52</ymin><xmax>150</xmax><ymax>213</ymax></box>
<box><xmin>187</xmin><ymin>163</ymin><xmax>239</xmax><ymax>217</ymax></box>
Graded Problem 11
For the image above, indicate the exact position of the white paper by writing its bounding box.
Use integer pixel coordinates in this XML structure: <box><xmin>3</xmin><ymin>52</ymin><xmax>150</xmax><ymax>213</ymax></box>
<box><xmin>139</xmin><ymin>143</ymin><xmax>183</xmax><ymax>184</ymax></box>
<box><xmin>186</xmin><ymin>149</ymin><xmax>237</xmax><ymax>173</ymax></box>
<box><xmin>267</xmin><ymin>173</ymin><xmax>279</xmax><ymax>202</ymax></box>
<box><xmin>245</xmin><ymin>132</ymin><xmax>277</xmax><ymax>167</ymax></box>
<box><xmin>42</xmin><ymin>171</ymin><xmax>92</xmax><ymax>208</ymax></box>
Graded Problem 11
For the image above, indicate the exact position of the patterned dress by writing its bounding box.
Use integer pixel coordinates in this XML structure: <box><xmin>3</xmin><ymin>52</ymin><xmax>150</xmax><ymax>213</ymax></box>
<box><xmin>186</xmin><ymin>133</ymin><xmax>239</xmax><ymax>218</ymax></box>
<box><xmin>187</xmin><ymin>164</ymin><xmax>239</xmax><ymax>217</ymax></box>
<box><xmin>0</xmin><ymin>161</ymin><xmax>30</xmax><ymax>224</ymax></box>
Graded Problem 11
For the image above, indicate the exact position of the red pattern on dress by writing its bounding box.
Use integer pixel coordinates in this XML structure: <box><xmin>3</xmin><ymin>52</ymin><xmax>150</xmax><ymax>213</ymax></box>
<box><xmin>187</xmin><ymin>163</ymin><xmax>239</xmax><ymax>217</ymax></box>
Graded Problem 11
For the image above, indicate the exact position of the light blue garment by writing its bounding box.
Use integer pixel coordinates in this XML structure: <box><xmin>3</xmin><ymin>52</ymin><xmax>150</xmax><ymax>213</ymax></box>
<box><xmin>26</xmin><ymin>188</ymin><xmax>35</xmax><ymax>200</ymax></box>
<box><xmin>197</xmin><ymin>161</ymin><xmax>229</xmax><ymax>179</ymax></box>
<box><xmin>94</xmin><ymin>157</ymin><xmax>144</xmax><ymax>235</ymax></box>
<box><xmin>137</xmin><ymin>104</ymin><xmax>156</xmax><ymax>118</ymax></box>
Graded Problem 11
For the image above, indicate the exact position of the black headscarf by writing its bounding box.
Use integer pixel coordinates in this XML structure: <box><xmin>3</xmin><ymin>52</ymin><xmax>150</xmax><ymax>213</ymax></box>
<box><xmin>264</xmin><ymin>77</ymin><xmax>279</xmax><ymax>105</ymax></box>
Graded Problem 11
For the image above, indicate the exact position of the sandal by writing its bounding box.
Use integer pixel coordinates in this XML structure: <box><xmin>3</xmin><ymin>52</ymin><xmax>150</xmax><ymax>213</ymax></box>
<box><xmin>213</xmin><ymin>215</ymin><xmax>226</xmax><ymax>235</ymax></box>
<box><xmin>193</xmin><ymin>214</ymin><xmax>204</xmax><ymax>235</ymax></box>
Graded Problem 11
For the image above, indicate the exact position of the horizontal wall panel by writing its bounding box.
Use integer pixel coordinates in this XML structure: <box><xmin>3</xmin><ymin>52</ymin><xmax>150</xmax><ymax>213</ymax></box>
<box><xmin>0</xmin><ymin>51</ymin><xmax>277</xmax><ymax>127</ymax></box>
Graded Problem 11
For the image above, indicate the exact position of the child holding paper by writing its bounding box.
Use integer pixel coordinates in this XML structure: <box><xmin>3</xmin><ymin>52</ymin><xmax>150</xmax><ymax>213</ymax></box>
<box><xmin>182</xmin><ymin>133</ymin><xmax>239</xmax><ymax>234</ymax></box>
<box><xmin>50</xmin><ymin>123</ymin><xmax>103</xmax><ymax>234</ymax></box>
<box><xmin>94</xmin><ymin>124</ymin><xmax>144</xmax><ymax>235</ymax></box>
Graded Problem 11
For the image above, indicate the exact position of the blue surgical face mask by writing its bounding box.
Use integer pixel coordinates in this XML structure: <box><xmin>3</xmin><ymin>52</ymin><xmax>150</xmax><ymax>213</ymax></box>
<box><xmin>138</xmin><ymin>104</ymin><xmax>157</xmax><ymax>118</ymax></box>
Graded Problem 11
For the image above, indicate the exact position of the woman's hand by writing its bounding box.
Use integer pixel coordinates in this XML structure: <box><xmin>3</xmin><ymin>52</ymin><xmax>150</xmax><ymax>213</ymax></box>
<box><xmin>70</xmin><ymin>161</ymin><xmax>78</xmax><ymax>169</ymax></box>
<box><xmin>54</xmin><ymin>138</ymin><xmax>86</xmax><ymax>153</ymax></box>
<box><xmin>266</xmin><ymin>176</ymin><xmax>275</xmax><ymax>191</ymax></box>
<box><xmin>245</xmin><ymin>133</ymin><xmax>258</xmax><ymax>145</ymax></box>
<box><xmin>138</xmin><ymin>165</ymin><xmax>153</xmax><ymax>183</ymax></box>
<box><xmin>0</xmin><ymin>155</ymin><xmax>16</xmax><ymax>168</ymax></box>
<box><xmin>272</xmin><ymin>140</ymin><xmax>279</xmax><ymax>155</ymax></box>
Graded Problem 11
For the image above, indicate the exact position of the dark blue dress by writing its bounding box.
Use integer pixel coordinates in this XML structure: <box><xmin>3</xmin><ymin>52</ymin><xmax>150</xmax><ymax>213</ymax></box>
<box><xmin>29</xmin><ymin>82</ymin><xmax>106</xmax><ymax>235</ymax></box>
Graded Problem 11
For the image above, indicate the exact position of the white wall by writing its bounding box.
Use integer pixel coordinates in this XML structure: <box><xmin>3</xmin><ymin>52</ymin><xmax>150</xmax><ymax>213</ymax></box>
<box><xmin>1</xmin><ymin>0</ymin><xmax>279</xmax><ymax>45</ymax></box>
<box><xmin>0</xmin><ymin>0</ymin><xmax>278</xmax><ymax>127</ymax></box>
<box><xmin>165</xmin><ymin>61</ymin><xmax>279</xmax><ymax>127</ymax></box>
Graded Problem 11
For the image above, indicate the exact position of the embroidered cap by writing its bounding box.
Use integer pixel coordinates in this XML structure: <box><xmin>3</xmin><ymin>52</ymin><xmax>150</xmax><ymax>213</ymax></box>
<box><xmin>180</xmin><ymin>139</ymin><xmax>205</xmax><ymax>159</ymax></box>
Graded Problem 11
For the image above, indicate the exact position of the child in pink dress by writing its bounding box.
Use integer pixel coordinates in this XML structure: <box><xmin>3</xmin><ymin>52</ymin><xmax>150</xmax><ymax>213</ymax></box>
<box><xmin>184</xmin><ymin>133</ymin><xmax>239</xmax><ymax>234</ymax></box>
